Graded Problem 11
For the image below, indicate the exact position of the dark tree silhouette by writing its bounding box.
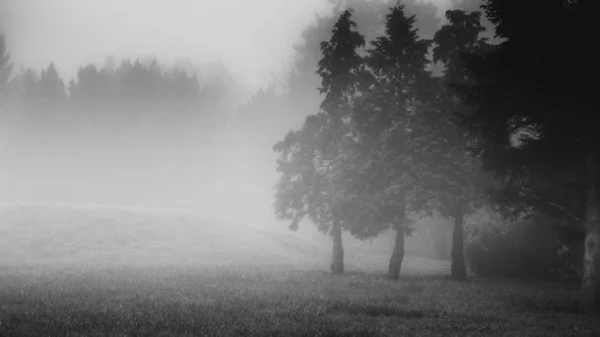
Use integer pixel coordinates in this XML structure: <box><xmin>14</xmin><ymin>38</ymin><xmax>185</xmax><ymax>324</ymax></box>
<box><xmin>348</xmin><ymin>2</ymin><xmax>432</xmax><ymax>279</ymax></box>
<box><xmin>428</xmin><ymin>9</ymin><xmax>492</xmax><ymax>280</ymax></box>
<box><xmin>0</xmin><ymin>33</ymin><xmax>12</xmax><ymax>99</ymax></box>
<box><xmin>455</xmin><ymin>0</ymin><xmax>600</xmax><ymax>312</ymax></box>
<box><xmin>39</xmin><ymin>63</ymin><xmax>67</xmax><ymax>103</ymax></box>
<box><xmin>274</xmin><ymin>9</ymin><xmax>366</xmax><ymax>274</ymax></box>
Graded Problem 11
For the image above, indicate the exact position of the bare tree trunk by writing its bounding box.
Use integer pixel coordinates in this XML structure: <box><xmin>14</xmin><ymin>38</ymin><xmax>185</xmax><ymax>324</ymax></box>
<box><xmin>330</xmin><ymin>217</ymin><xmax>344</xmax><ymax>274</ymax></box>
<box><xmin>388</xmin><ymin>202</ymin><xmax>406</xmax><ymax>280</ymax></box>
<box><xmin>451</xmin><ymin>206</ymin><xmax>467</xmax><ymax>281</ymax></box>
<box><xmin>580</xmin><ymin>145</ymin><xmax>600</xmax><ymax>313</ymax></box>
<box><xmin>388</xmin><ymin>222</ymin><xmax>406</xmax><ymax>280</ymax></box>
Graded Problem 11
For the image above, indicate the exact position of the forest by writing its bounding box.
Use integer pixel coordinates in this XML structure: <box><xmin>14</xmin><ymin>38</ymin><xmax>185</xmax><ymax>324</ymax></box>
<box><xmin>1</xmin><ymin>0</ymin><xmax>599</xmax><ymax>335</ymax></box>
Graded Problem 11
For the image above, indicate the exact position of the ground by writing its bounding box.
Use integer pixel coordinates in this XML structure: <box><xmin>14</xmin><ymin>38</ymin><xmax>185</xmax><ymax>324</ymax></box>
<box><xmin>1</xmin><ymin>204</ymin><xmax>599</xmax><ymax>336</ymax></box>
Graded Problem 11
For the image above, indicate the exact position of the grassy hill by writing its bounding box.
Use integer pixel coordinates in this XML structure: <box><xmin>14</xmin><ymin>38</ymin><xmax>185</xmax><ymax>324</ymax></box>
<box><xmin>0</xmin><ymin>203</ymin><xmax>450</xmax><ymax>275</ymax></box>
<box><xmin>0</xmin><ymin>203</ymin><xmax>330</xmax><ymax>268</ymax></box>
<box><xmin>1</xmin><ymin>203</ymin><xmax>597</xmax><ymax>336</ymax></box>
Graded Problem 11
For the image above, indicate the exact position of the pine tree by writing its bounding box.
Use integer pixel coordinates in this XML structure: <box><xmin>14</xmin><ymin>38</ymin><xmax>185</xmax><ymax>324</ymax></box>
<box><xmin>455</xmin><ymin>0</ymin><xmax>600</xmax><ymax>312</ymax></box>
<box><xmin>39</xmin><ymin>62</ymin><xmax>67</xmax><ymax>103</ymax></box>
<box><xmin>274</xmin><ymin>8</ymin><xmax>366</xmax><ymax>274</ymax></box>
<box><xmin>420</xmin><ymin>9</ymin><xmax>492</xmax><ymax>280</ymax></box>
<box><xmin>0</xmin><ymin>34</ymin><xmax>12</xmax><ymax>99</ymax></box>
<box><xmin>349</xmin><ymin>1</ymin><xmax>432</xmax><ymax>279</ymax></box>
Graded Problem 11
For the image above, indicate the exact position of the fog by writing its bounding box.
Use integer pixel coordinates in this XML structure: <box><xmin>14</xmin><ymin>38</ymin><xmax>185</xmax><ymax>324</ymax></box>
<box><xmin>0</xmin><ymin>0</ymin><xmax>465</xmax><ymax>232</ymax></box>
<box><xmin>0</xmin><ymin>0</ymin><xmax>334</xmax><ymax>90</ymax></box>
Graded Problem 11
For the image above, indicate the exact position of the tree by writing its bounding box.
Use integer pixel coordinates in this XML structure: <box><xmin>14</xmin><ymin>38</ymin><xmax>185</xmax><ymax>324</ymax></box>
<box><xmin>20</xmin><ymin>67</ymin><xmax>40</xmax><ymax>103</ymax></box>
<box><xmin>286</xmin><ymin>0</ymin><xmax>440</xmax><ymax>124</ymax></box>
<box><xmin>39</xmin><ymin>62</ymin><xmax>67</xmax><ymax>103</ymax></box>
<box><xmin>348</xmin><ymin>1</ymin><xmax>432</xmax><ymax>279</ymax></box>
<box><xmin>456</xmin><ymin>0</ymin><xmax>600</xmax><ymax>312</ymax></box>
<box><xmin>70</xmin><ymin>64</ymin><xmax>101</xmax><ymax>102</ymax></box>
<box><xmin>417</xmin><ymin>9</ymin><xmax>492</xmax><ymax>280</ymax></box>
<box><xmin>274</xmin><ymin>9</ymin><xmax>366</xmax><ymax>274</ymax></box>
<box><xmin>0</xmin><ymin>33</ymin><xmax>12</xmax><ymax>99</ymax></box>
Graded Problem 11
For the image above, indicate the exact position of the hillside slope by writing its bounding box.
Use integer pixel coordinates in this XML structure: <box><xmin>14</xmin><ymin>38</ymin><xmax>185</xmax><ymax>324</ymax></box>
<box><xmin>0</xmin><ymin>203</ymin><xmax>328</xmax><ymax>268</ymax></box>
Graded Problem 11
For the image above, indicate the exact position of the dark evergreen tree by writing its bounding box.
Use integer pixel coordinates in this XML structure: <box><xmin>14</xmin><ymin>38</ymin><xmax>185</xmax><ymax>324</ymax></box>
<box><xmin>0</xmin><ymin>33</ymin><xmax>12</xmax><ymax>100</ymax></box>
<box><xmin>274</xmin><ymin>9</ymin><xmax>366</xmax><ymax>274</ymax></box>
<box><xmin>39</xmin><ymin>62</ymin><xmax>67</xmax><ymax>103</ymax></box>
<box><xmin>422</xmin><ymin>8</ymin><xmax>492</xmax><ymax>280</ymax></box>
<box><xmin>348</xmin><ymin>1</ymin><xmax>432</xmax><ymax>279</ymax></box>
<box><xmin>455</xmin><ymin>0</ymin><xmax>600</xmax><ymax>312</ymax></box>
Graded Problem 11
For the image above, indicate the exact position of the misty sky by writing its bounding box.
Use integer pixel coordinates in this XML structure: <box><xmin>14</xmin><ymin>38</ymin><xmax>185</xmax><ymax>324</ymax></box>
<box><xmin>0</xmin><ymin>0</ymin><xmax>456</xmax><ymax>91</ymax></box>
<box><xmin>0</xmin><ymin>0</ymin><xmax>462</xmax><ymax>226</ymax></box>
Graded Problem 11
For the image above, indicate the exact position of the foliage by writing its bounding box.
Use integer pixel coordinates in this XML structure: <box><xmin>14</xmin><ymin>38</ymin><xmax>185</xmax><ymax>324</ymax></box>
<box><xmin>68</xmin><ymin>59</ymin><xmax>201</xmax><ymax>105</ymax></box>
<box><xmin>466</xmin><ymin>216</ymin><xmax>583</xmax><ymax>281</ymax></box>
<box><xmin>454</xmin><ymin>0</ymin><xmax>595</xmax><ymax>223</ymax></box>
<box><xmin>273</xmin><ymin>9</ymin><xmax>366</xmax><ymax>236</ymax></box>
<box><xmin>5</xmin><ymin>57</ymin><xmax>204</xmax><ymax>110</ymax></box>
<box><xmin>286</xmin><ymin>0</ymin><xmax>441</xmax><ymax>115</ymax></box>
<box><xmin>0</xmin><ymin>33</ymin><xmax>12</xmax><ymax>97</ymax></box>
<box><xmin>453</xmin><ymin>0</ymin><xmax>599</xmax><ymax>311</ymax></box>
<box><xmin>346</xmin><ymin>2</ymin><xmax>433</xmax><ymax>229</ymax></box>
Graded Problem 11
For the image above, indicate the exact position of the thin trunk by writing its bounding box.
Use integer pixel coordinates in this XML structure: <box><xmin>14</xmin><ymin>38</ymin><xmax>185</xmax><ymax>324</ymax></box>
<box><xmin>580</xmin><ymin>145</ymin><xmax>600</xmax><ymax>313</ymax></box>
<box><xmin>388</xmin><ymin>202</ymin><xmax>406</xmax><ymax>280</ymax></box>
<box><xmin>330</xmin><ymin>217</ymin><xmax>344</xmax><ymax>274</ymax></box>
<box><xmin>388</xmin><ymin>222</ymin><xmax>406</xmax><ymax>279</ymax></box>
<box><xmin>451</xmin><ymin>206</ymin><xmax>467</xmax><ymax>281</ymax></box>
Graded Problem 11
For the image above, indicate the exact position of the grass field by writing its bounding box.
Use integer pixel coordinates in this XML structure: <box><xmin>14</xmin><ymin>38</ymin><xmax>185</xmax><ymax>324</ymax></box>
<box><xmin>1</xmin><ymin>204</ymin><xmax>599</xmax><ymax>336</ymax></box>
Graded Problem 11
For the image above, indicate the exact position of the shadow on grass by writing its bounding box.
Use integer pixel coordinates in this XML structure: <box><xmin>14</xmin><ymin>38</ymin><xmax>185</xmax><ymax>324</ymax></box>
<box><xmin>325</xmin><ymin>301</ymin><xmax>424</xmax><ymax>318</ymax></box>
<box><xmin>503</xmin><ymin>294</ymin><xmax>581</xmax><ymax>314</ymax></box>
<box><xmin>326</xmin><ymin>270</ymin><xmax>453</xmax><ymax>282</ymax></box>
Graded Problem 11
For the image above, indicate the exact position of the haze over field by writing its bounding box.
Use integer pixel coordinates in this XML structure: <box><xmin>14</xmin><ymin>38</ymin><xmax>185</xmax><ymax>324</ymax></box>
<box><xmin>0</xmin><ymin>0</ymin><xmax>459</xmax><ymax>90</ymax></box>
<box><xmin>0</xmin><ymin>0</ymin><xmax>475</xmax><ymax>230</ymax></box>
<box><xmin>3</xmin><ymin>0</ymin><xmax>600</xmax><ymax>333</ymax></box>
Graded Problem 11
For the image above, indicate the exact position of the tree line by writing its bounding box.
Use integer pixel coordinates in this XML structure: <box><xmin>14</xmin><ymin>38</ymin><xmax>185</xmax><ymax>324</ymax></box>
<box><xmin>273</xmin><ymin>0</ymin><xmax>600</xmax><ymax>314</ymax></box>
<box><xmin>1</xmin><ymin>50</ymin><xmax>233</xmax><ymax>118</ymax></box>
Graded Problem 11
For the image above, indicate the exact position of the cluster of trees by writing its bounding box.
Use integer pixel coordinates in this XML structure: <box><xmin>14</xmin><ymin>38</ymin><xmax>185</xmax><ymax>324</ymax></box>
<box><xmin>0</xmin><ymin>30</ymin><xmax>242</xmax><ymax>211</ymax></box>
<box><xmin>2</xmin><ymin>54</ymin><xmax>235</xmax><ymax>119</ymax></box>
<box><xmin>273</xmin><ymin>0</ymin><xmax>599</xmax><ymax>313</ymax></box>
<box><xmin>274</xmin><ymin>2</ymin><xmax>486</xmax><ymax>279</ymax></box>
<box><xmin>9</xmin><ymin>59</ymin><xmax>200</xmax><ymax>107</ymax></box>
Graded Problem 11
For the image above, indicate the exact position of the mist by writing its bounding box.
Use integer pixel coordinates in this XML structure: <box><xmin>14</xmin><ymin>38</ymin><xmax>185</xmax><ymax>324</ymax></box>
<box><xmin>3</xmin><ymin>0</ymin><xmax>596</xmax><ymax>334</ymax></box>
<box><xmin>0</xmin><ymin>0</ymin><xmax>464</xmax><ymax>229</ymax></box>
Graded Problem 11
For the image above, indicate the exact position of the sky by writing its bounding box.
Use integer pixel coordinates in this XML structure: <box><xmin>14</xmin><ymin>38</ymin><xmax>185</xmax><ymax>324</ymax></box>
<box><xmin>0</xmin><ymin>0</ymin><xmax>457</xmax><ymax>91</ymax></box>
<box><xmin>0</xmin><ymin>0</ymin><xmax>461</xmax><ymax>227</ymax></box>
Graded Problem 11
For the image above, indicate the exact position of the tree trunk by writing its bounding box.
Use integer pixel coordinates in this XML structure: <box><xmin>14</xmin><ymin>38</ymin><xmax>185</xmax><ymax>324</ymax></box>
<box><xmin>580</xmin><ymin>145</ymin><xmax>600</xmax><ymax>313</ymax></box>
<box><xmin>451</xmin><ymin>206</ymin><xmax>467</xmax><ymax>281</ymax></box>
<box><xmin>330</xmin><ymin>217</ymin><xmax>344</xmax><ymax>274</ymax></box>
<box><xmin>388</xmin><ymin>222</ymin><xmax>406</xmax><ymax>279</ymax></box>
<box><xmin>388</xmin><ymin>203</ymin><xmax>406</xmax><ymax>280</ymax></box>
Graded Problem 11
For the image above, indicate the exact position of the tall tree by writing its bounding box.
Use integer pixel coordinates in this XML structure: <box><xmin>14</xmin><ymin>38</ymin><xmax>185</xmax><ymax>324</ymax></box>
<box><xmin>274</xmin><ymin>9</ymin><xmax>366</xmax><ymax>274</ymax></box>
<box><xmin>39</xmin><ymin>62</ymin><xmax>67</xmax><ymax>103</ymax></box>
<box><xmin>349</xmin><ymin>1</ymin><xmax>432</xmax><ymax>279</ymax></box>
<box><xmin>456</xmin><ymin>0</ymin><xmax>600</xmax><ymax>312</ymax></box>
<box><xmin>425</xmin><ymin>9</ymin><xmax>491</xmax><ymax>280</ymax></box>
<box><xmin>286</xmin><ymin>0</ymin><xmax>440</xmax><ymax>122</ymax></box>
<box><xmin>0</xmin><ymin>33</ymin><xmax>12</xmax><ymax>99</ymax></box>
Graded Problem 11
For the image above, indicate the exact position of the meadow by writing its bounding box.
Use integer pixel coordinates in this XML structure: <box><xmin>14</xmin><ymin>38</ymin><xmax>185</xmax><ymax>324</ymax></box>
<box><xmin>1</xmin><ymin>204</ymin><xmax>598</xmax><ymax>336</ymax></box>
